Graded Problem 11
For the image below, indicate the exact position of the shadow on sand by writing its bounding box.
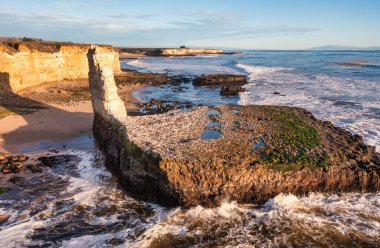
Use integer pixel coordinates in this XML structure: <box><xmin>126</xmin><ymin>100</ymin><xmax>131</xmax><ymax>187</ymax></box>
<box><xmin>0</xmin><ymin>72</ymin><xmax>94</xmax><ymax>153</ymax></box>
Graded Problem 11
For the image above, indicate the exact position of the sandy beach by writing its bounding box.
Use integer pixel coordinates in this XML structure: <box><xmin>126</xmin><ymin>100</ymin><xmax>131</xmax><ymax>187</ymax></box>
<box><xmin>0</xmin><ymin>101</ymin><xmax>94</xmax><ymax>153</ymax></box>
<box><xmin>0</xmin><ymin>72</ymin><xmax>149</xmax><ymax>153</ymax></box>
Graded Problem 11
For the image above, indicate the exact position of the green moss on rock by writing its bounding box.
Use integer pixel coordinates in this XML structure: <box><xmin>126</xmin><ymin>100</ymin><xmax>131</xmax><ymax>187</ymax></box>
<box><xmin>259</xmin><ymin>108</ymin><xmax>325</xmax><ymax>171</ymax></box>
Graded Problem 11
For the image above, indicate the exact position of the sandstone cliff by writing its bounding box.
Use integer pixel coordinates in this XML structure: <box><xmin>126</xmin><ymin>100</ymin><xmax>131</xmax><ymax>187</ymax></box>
<box><xmin>88</xmin><ymin>45</ymin><xmax>126</xmax><ymax>121</ymax></box>
<box><xmin>146</xmin><ymin>48</ymin><xmax>224</xmax><ymax>56</ymax></box>
<box><xmin>0</xmin><ymin>42</ymin><xmax>120</xmax><ymax>92</ymax></box>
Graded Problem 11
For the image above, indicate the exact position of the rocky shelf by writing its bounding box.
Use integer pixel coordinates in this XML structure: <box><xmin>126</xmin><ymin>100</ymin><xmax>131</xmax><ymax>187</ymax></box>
<box><xmin>88</xmin><ymin>46</ymin><xmax>380</xmax><ymax>208</ymax></box>
<box><xmin>145</xmin><ymin>48</ymin><xmax>224</xmax><ymax>56</ymax></box>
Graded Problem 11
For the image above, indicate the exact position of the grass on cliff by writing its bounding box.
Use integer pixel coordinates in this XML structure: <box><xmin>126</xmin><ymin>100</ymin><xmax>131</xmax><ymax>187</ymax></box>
<box><xmin>258</xmin><ymin>108</ymin><xmax>328</xmax><ymax>171</ymax></box>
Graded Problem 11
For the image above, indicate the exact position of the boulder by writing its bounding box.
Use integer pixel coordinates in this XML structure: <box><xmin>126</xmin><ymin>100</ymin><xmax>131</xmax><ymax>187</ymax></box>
<box><xmin>220</xmin><ymin>86</ymin><xmax>245</xmax><ymax>96</ymax></box>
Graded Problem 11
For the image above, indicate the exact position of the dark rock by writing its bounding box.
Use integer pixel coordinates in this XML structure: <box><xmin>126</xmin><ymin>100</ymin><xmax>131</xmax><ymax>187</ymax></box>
<box><xmin>136</xmin><ymin>98</ymin><xmax>193</xmax><ymax>114</ymax></box>
<box><xmin>9</xmin><ymin>176</ymin><xmax>25</xmax><ymax>184</ymax></box>
<box><xmin>49</xmin><ymin>148</ymin><xmax>60</xmax><ymax>153</ymax></box>
<box><xmin>37</xmin><ymin>155</ymin><xmax>77</xmax><ymax>168</ymax></box>
<box><xmin>0</xmin><ymin>214</ymin><xmax>10</xmax><ymax>224</ymax></box>
<box><xmin>193</xmin><ymin>74</ymin><xmax>247</xmax><ymax>86</ymax></box>
<box><xmin>27</xmin><ymin>164</ymin><xmax>43</xmax><ymax>173</ymax></box>
<box><xmin>220</xmin><ymin>86</ymin><xmax>245</xmax><ymax>96</ymax></box>
<box><xmin>115</xmin><ymin>70</ymin><xmax>183</xmax><ymax>86</ymax></box>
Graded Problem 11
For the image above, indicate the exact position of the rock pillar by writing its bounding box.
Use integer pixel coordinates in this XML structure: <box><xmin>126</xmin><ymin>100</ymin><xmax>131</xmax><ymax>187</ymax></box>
<box><xmin>87</xmin><ymin>45</ymin><xmax>127</xmax><ymax>121</ymax></box>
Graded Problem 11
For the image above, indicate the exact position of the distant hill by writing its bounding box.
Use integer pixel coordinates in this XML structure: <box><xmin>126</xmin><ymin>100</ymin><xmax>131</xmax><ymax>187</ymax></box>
<box><xmin>309</xmin><ymin>45</ymin><xmax>380</xmax><ymax>51</ymax></box>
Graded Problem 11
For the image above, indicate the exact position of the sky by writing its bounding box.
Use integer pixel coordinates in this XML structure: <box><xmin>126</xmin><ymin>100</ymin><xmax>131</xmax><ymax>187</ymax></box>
<box><xmin>0</xmin><ymin>0</ymin><xmax>379</xmax><ymax>49</ymax></box>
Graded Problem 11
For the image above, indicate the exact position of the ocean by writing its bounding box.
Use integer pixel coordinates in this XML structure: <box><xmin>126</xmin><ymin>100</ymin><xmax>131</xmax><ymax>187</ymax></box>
<box><xmin>124</xmin><ymin>50</ymin><xmax>380</xmax><ymax>152</ymax></box>
<box><xmin>1</xmin><ymin>51</ymin><xmax>379</xmax><ymax>247</ymax></box>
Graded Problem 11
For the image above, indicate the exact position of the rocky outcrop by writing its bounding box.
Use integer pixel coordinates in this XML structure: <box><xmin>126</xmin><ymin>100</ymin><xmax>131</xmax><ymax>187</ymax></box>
<box><xmin>0</xmin><ymin>41</ymin><xmax>120</xmax><ymax>92</ymax></box>
<box><xmin>90</xmin><ymin>48</ymin><xmax>380</xmax><ymax>208</ymax></box>
<box><xmin>88</xmin><ymin>45</ymin><xmax>126</xmax><ymax>121</ymax></box>
<box><xmin>193</xmin><ymin>74</ymin><xmax>247</xmax><ymax>86</ymax></box>
<box><xmin>146</xmin><ymin>48</ymin><xmax>224</xmax><ymax>56</ymax></box>
<box><xmin>220</xmin><ymin>85</ymin><xmax>245</xmax><ymax>96</ymax></box>
<box><xmin>114</xmin><ymin>69</ymin><xmax>184</xmax><ymax>86</ymax></box>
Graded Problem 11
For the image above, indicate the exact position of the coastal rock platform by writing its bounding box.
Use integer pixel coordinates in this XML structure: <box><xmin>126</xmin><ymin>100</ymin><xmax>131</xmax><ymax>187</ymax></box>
<box><xmin>89</xmin><ymin>46</ymin><xmax>380</xmax><ymax>207</ymax></box>
<box><xmin>95</xmin><ymin>104</ymin><xmax>380</xmax><ymax>207</ymax></box>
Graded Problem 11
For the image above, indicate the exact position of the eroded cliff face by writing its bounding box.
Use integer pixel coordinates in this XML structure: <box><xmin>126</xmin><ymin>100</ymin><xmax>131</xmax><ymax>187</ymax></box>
<box><xmin>0</xmin><ymin>42</ymin><xmax>120</xmax><ymax>92</ymax></box>
<box><xmin>87</xmin><ymin>45</ymin><xmax>126</xmax><ymax>121</ymax></box>
<box><xmin>146</xmin><ymin>48</ymin><xmax>224</xmax><ymax>56</ymax></box>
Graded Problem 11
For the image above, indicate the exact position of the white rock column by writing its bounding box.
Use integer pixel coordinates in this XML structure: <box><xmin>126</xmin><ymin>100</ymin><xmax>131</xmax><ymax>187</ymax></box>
<box><xmin>88</xmin><ymin>45</ymin><xmax>127</xmax><ymax>121</ymax></box>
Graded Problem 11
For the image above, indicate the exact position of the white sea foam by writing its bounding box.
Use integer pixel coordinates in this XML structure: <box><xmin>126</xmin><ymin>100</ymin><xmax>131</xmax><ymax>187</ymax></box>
<box><xmin>65</xmin><ymin>150</ymin><xmax>111</xmax><ymax>206</ymax></box>
<box><xmin>133</xmin><ymin>193</ymin><xmax>380</xmax><ymax>247</ymax></box>
<box><xmin>236</xmin><ymin>63</ymin><xmax>293</xmax><ymax>81</ymax></box>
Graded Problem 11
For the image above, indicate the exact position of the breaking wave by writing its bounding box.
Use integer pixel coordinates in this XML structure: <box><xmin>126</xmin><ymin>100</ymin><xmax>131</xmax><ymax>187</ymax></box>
<box><xmin>1</xmin><ymin>151</ymin><xmax>379</xmax><ymax>247</ymax></box>
<box><xmin>237</xmin><ymin>63</ymin><xmax>380</xmax><ymax>152</ymax></box>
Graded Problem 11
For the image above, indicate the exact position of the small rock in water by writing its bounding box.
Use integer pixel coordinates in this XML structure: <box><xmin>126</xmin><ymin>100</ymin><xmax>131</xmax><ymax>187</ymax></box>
<box><xmin>27</xmin><ymin>164</ymin><xmax>43</xmax><ymax>173</ymax></box>
<box><xmin>10</xmin><ymin>162</ymin><xmax>23</xmax><ymax>173</ymax></box>
<box><xmin>49</xmin><ymin>148</ymin><xmax>60</xmax><ymax>153</ymax></box>
<box><xmin>220</xmin><ymin>86</ymin><xmax>245</xmax><ymax>96</ymax></box>
<box><xmin>9</xmin><ymin>176</ymin><xmax>25</xmax><ymax>184</ymax></box>
<box><xmin>37</xmin><ymin>155</ymin><xmax>76</xmax><ymax>168</ymax></box>
<box><xmin>1</xmin><ymin>165</ymin><xmax>12</xmax><ymax>174</ymax></box>
<box><xmin>0</xmin><ymin>214</ymin><xmax>10</xmax><ymax>224</ymax></box>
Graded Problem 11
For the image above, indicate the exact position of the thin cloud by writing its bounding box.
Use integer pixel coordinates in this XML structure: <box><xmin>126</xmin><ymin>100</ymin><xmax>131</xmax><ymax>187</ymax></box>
<box><xmin>0</xmin><ymin>10</ymin><xmax>318</xmax><ymax>47</ymax></box>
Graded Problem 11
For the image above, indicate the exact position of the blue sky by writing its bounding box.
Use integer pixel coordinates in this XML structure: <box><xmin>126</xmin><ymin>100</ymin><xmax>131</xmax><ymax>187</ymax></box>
<box><xmin>1</xmin><ymin>0</ymin><xmax>379</xmax><ymax>49</ymax></box>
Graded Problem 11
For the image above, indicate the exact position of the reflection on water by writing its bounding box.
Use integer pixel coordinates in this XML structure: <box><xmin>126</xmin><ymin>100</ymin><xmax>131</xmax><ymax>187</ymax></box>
<box><xmin>201</xmin><ymin>130</ymin><xmax>222</xmax><ymax>140</ymax></box>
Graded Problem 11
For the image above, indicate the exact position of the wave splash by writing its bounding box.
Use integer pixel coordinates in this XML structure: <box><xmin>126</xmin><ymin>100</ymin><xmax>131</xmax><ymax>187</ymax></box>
<box><xmin>136</xmin><ymin>193</ymin><xmax>380</xmax><ymax>248</ymax></box>
<box><xmin>237</xmin><ymin>63</ymin><xmax>380</xmax><ymax>152</ymax></box>
<box><xmin>1</xmin><ymin>151</ymin><xmax>379</xmax><ymax>247</ymax></box>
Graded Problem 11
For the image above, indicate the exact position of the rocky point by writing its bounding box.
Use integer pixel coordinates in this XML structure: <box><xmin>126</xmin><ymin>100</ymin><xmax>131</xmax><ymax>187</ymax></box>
<box><xmin>89</xmin><ymin>46</ymin><xmax>380</xmax><ymax>208</ymax></box>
